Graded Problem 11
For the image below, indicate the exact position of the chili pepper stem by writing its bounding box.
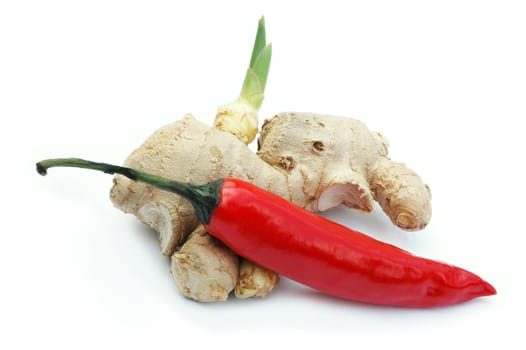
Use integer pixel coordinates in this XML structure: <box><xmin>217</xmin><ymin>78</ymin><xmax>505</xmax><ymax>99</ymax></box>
<box><xmin>36</xmin><ymin>158</ymin><xmax>222</xmax><ymax>224</ymax></box>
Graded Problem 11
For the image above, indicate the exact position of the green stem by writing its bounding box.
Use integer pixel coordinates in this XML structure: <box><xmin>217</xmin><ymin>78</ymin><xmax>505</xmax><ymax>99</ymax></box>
<box><xmin>36</xmin><ymin>158</ymin><xmax>222</xmax><ymax>224</ymax></box>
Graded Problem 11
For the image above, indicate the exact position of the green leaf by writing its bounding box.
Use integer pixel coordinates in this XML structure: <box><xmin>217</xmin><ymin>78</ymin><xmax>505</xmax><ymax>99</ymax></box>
<box><xmin>252</xmin><ymin>43</ymin><xmax>272</xmax><ymax>95</ymax></box>
<box><xmin>249</xmin><ymin>17</ymin><xmax>267</xmax><ymax>69</ymax></box>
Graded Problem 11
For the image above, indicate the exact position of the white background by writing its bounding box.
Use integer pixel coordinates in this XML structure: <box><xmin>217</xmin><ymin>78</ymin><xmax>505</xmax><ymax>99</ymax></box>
<box><xmin>1</xmin><ymin>0</ymin><xmax>525</xmax><ymax>348</ymax></box>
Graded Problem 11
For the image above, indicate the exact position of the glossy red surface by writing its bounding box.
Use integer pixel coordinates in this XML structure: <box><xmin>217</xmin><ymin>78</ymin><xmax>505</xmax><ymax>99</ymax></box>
<box><xmin>205</xmin><ymin>179</ymin><xmax>496</xmax><ymax>307</ymax></box>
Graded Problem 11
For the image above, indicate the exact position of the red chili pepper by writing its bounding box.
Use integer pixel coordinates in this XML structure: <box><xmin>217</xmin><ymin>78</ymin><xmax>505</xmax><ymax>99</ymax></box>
<box><xmin>37</xmin><ymin>158</ymin><xmax>496</xmax><ymax>307</ymax></box>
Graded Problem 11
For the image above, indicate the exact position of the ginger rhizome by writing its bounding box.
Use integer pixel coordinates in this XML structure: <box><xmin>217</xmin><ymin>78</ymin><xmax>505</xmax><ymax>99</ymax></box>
<box><xmin>110</xmin><ymin>115</ymin><xmax>289</xmax><ymax>301</ymax></box>
<box><xmin>257</xmin><ymin>112</ymin><xmax>431</xmax><ymax>231</ymax></box>
<box><xmin>110</xmin><ymin>112</ymin><xmax>431</xmax><ymax>301</ymax></box>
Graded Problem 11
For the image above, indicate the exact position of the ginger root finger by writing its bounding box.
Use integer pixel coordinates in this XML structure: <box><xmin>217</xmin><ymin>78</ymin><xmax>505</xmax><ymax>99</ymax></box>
<box><xmin>111</xmin><ymin>174</ymin><xmax>198</xmax><ymax>255</ymax></box>
<box><xmin>171</xmin><ymin>225</ymin><xmax>239</xmax><ymax>301</ymax></box>
<box><xmin>235</xmin><ymin>260</ymin><xmax>280</xmax><ymax>299</ymax></box>
<box><xmin>369</xmin><ymin>158</ymin><xmax>431</xmax><ymax>231</ymax></box>
<box><xmin>215</xmin><ymin>101</ymin><xmax>259</xmax><ymax>145</ymax></box>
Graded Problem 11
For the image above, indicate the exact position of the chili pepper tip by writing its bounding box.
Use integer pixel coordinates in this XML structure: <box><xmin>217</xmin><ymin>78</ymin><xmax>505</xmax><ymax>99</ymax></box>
<box><xmin>483</xmin><ymin>281</ymin><xmax>497</xmax><ymax>296</ymax></box>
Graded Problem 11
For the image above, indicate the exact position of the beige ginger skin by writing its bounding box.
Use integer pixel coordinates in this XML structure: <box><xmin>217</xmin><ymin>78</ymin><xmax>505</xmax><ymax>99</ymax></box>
<box><xmin>110</xmin><ymin>112</ymin><xmax>431</xmax><ymax>301</ymax></box>
<box><xmin>110</xmin><ymin>114</ymin><xmax>290</xmax><ymax>301</ymax></box>
<box><xmin>257</xmin><ymin>112</ymin><xmax>431</xmax><ymax>230</ymax></box>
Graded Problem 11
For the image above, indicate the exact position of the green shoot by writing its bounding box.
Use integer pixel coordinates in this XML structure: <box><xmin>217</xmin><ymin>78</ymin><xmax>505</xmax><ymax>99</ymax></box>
<box><xmin>240</xmin><ymin>16</ymin><xmax>272</xmax><ymax>110</ymax></box>
<box><xmin>214</xmin><ymin>17</ymin><xmax>272</xmax><ymax>144</ymax></box>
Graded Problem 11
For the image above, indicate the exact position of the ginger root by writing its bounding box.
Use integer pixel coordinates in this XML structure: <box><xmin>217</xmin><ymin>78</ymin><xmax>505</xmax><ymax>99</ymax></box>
<box><xmin>110</xmin><ymin>112</ymin><xmax>431</xmax><ymax>302</ymax></box>
<box><xmin>110</xmin><ymin>114</ymin><xmax>292</xmax><ymax>300</ymax></box>
<box><xmin>257</xmin><ymin>112</ymin><xmax>431</xmax><ymax>230</ymax></box>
